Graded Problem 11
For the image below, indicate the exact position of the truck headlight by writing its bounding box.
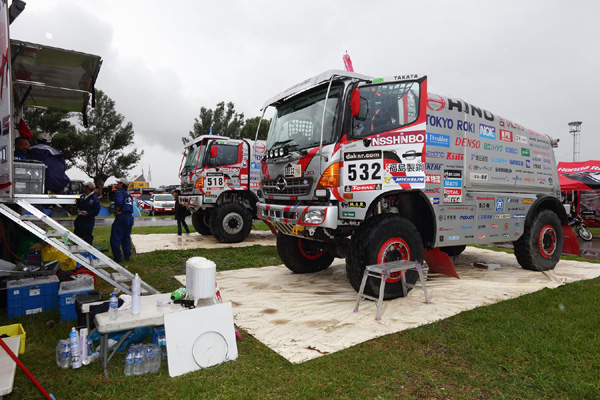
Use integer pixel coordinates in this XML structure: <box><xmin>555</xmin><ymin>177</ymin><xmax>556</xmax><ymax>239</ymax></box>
<box><xmin>302</xmin><ymin>209</ymin><xmax>325</xmax><ymax>224</ymax></box>
<box><xmin>195</xmin><ymin>177</ymin><xmax>204</xmax><ymax>189</ymax></box>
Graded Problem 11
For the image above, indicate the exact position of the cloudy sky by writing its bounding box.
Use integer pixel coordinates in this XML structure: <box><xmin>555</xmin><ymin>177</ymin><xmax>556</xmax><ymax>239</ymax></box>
<box><xmin>10</xmin><ymin>0</ymin><xmax>600</xmax><ymax>187</ymax></box>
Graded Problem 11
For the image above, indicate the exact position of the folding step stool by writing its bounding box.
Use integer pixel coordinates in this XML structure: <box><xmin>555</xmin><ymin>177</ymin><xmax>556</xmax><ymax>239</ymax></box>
<box><xmin>354</xmin><ymin>260</ymin><xmax>431</xmax><ymax>320</ymax></box>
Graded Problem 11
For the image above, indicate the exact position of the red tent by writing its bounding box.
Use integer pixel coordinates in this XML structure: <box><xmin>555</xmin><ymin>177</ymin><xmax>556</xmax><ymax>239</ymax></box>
<box><xmin>557</xmin><ymin>161</ymin><xmax>600</xmax><ymax>191</ymax></box>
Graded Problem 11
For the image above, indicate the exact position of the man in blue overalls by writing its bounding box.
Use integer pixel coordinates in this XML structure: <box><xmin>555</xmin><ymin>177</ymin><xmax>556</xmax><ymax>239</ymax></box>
<box><xmin>110</xmin><ymin>178</ymin><xmax>134</xmax><ymax>262</ymax></box>
<box><xmin>74</xmin><ymin>181</ymin><xmax>101</xmax><ymax>245</ymax></box>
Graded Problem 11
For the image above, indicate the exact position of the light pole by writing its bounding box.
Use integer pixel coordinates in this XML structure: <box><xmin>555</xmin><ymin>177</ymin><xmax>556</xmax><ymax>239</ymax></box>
<box><xmin>568</xmin><ymin>121</ymin><xmax>582</xmax><ymax>162</ymax></box>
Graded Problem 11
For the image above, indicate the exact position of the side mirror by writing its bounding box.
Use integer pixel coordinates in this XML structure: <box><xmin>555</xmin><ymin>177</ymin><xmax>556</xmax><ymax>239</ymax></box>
<box><xmin>210</xmin><ymin>146</ymin><xmax>218</xmax><ymax>158</ymax></box>
<box><xmin>350</xmin><ymin>88</ymin><xmax>361</xmax><ymax>117</ymax></box>
<box><xmin>357</xmin><ymin>97</ymin><xmax>369</xmax><ymax>121</ymax></box>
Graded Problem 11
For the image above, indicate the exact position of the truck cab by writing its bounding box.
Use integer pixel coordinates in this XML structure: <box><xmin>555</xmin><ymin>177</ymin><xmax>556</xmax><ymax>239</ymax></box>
<box><xmin>179</xmin><ymin>135</ymin><xmax>266</xmax><ymax>242</ymax></box>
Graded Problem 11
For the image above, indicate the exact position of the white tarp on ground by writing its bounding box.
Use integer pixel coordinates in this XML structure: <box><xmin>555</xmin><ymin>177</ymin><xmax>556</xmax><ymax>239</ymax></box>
<box><xmin>131</xmin><ymin>231</ymin><xmax>275</xmax><ymax>253</ymax></box>
<box><xmin>175</xmin><ymin>247</ymin><xmax>600</xmax><ymax>364</ymax></box>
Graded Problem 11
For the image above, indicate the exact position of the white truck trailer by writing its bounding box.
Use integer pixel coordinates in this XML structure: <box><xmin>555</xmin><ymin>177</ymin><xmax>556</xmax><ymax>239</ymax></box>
<box><xmin>256</xmin><ymin>70</ymin><xmax>577</xmax><ymax>299</ymax></box>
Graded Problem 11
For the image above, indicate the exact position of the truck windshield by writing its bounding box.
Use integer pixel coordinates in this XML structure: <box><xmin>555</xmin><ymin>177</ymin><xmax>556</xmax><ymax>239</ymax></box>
<box><xmin>266</xmin><ymin>83</ymin><xmax>343</xmax><ymax>151</ymax></box>
<box><xmin>181</xmin><ymin>142</ymin><xmax>206</xmax><ymax>174</ymax></box>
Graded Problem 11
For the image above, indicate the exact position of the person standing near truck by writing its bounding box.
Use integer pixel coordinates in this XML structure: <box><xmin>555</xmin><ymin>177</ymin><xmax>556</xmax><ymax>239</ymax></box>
<box><xmin>14</xmin><ymin>137</ymin><xmax>30</xmax><ymax>159</ymax></box>
<box><xmin>173</xmin><ymin>189</ymin><xmax>190</xmax><ymax>236</ymax></box>
<box><xmin>110</xmin><ymin>178</ymin><xmax>134</xmax><ymax>262</ymax></box>
<box><xmin>74</xmin><ymin>181</ymin><xmax>101</xmax><ymax>245</ymax></box>
<box><xmin>27</xmin><ymin>132</ymin><xmax>70</xmax><ymax>193</ymax></box>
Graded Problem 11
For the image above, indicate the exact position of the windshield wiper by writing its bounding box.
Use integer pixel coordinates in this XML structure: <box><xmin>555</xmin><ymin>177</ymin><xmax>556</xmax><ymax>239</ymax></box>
<box><xmin>270</xmin><ymin>139</ymin><xmax>294</xmax><ymax>149</ymax></box>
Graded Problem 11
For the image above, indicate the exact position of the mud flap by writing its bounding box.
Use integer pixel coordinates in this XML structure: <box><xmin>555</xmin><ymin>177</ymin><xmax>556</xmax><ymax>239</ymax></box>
<box><xmin>423</xmin><ymin>248</ymin><xmax>460</xmax><ymax>279</ymax></box>
<box><xmin>561</xmin><ymin>225</ymin><xmax>581</xmax><ymax>256</ymax></box>
<box><xmin>264</xmin><ymin>221</ymin><xmax>278</xmax><ymax>235</ymax></box>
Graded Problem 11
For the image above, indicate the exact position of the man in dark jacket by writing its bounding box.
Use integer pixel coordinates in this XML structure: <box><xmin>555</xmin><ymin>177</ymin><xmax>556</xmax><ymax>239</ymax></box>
<box><xmin>74</xmin><ymin>181</ymin><xmax>101</xmax><ymax>245</ymax></box>
<box><xmin>110</xmin><ymin>178</ymin><xmax>134</xmax><ymax>262</ymax></box>
<box><xmin>173</xmin><ymin>190</ymin><xmax>190</xmax><ymax>235</ymax></box>
<box><xmin>27</xmin><ymin>132</ymin><xmax>69</xmax><ymax>193</ymax></box>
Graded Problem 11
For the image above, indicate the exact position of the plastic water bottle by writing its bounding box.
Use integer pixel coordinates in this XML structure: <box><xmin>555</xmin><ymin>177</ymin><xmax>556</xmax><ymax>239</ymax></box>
<box><xmin>69</xmin><ymin>328</ymin><xmax>82</xmax><ymax>369</ymax></box>
<box><xmin>109</xmin><ymin>292</ymin><xmax>118</xmax><ymax>320</ymax></box>
<box><xmin>131</xmin><ymin>274</ymin><xmax>141</xmax><ymax>315</ymax></box>
<box><xmin>151</xmin><ymin>344</ymin><xmax>161</xmax><ymax>373</ymax></box>
<box><xmin>56</xmin><ymin>340</ymin><xmax>70</xmax><ymax>369</ymax></box>
<box><xmin>124</xmin><ymin>349</ymin><xmax>134</xmax><ymax>376</ymax></box>
<box><xmin>144</xmin><ymin>345</ymin><xmax>154</xmax><ymax>374</ymax></box>
<box><xmin>133</xmin><ymin>348</ymin><xmax>144</xmax><ymax>375</ymax></box>
<box><xmin>159</xmin><ymin>334</ymin><xmax>167</xmax><ymax>358</ymax></box>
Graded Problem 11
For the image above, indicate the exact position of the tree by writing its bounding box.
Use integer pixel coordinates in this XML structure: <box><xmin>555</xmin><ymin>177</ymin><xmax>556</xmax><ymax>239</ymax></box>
<box><xmin>240</xmin><ymin>116</ymin><xmax>270</xmax><ymax>140</ymax></box>
<box><xmin>185</xmin><ymin>101</ymin><xmax>244</xmax><ymax>143</ymax></box>
<box><xmin>74</xmin><ymin>90</ymin><xmax>143</xmax><ymax>189</ymax></box>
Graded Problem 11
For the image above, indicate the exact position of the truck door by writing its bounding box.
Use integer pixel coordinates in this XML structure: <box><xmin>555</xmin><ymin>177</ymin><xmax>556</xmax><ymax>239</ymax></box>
<box><xmin>340</xmin><ymin>75</ymin><xmax>428</xmax><ymax>214</ymax></box>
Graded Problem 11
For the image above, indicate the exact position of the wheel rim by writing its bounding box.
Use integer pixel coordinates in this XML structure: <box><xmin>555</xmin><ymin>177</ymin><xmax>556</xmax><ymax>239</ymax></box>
<box><xmin>298</xmin><ymin>239</ymin><xmax>324</xmax><ymax>260</ymax></box>
<box><xmin>538</xmin><ymin>224</ymin><xmax>557</xmax><ymax>258</ymax></box>
<box><xmin>222</xmin><ymin>212</ymin><xmax>243</xmax><ymax>235</ymax></box>
<box><xmin>377</xmin><ymin>237</ymin><xmax>411</xmax><ymax>283</ymax></box>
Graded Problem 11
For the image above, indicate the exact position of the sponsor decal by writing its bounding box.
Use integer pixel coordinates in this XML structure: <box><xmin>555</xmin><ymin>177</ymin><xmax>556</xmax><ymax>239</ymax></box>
<box><xmin>393</xmin><ymin>176</ymin><xmax>425</xmax><ymax>184</ymax></box>
<box><xmin>446</xmin><ymin>152</ymin><xmax>464</xmax><ymax>160</ymax></box>
<box><xmin>218</xmin><ymin>167</ymin><xmax>240</xmax><ymax>173</ymax></box>
<box><xmin>505</xmin><ymin>146</ymin><xmax>518</xmax><ymax>155</ymax></box>
<box><xmin>478</xmin><ymin>234</ymin><xmax>486</xmax><ymax>239</ymax></box>
<box><xmin>443</xmin><ymin>188</ymin><xmax>462</xmax><ymax>203</ymax></box>
<box><xmin>284</xmin><ymin>163</ymin><xmax>302</xmax><ymax>178</ymax></box>
<box><xmin>371</xmin><ymin>133</ymin><xmax>425</xmax><ymax>146</ymax></box>
<box><xmin>510</xmin><ymin>160</ymin><xmax>524</xmax><ymax>166</ymax></box>
<box><xmin>444</xmin><ymin>170</ymin><xmax>462</xmax><ymax>179</ymax></box>
<box><xmin>491</xmin><ymin>224</ymin><xmax>498</xmax><ymax>228</ymax></box>
<box><xmin>341</xmin><ymin>201</ymin><xmax>367</xmax><ymax>208</ymax></box>
<box><xmin>460</xmin><ymin>225</ymin><xmax>473</xmax><ymax>229</ymax></box>
<box><xmin>500</xmin><ymin>129</ymin><xmax>513</xmax><ymax>142</ymax></box>
<box><xmin>427</xmin><ymin>133</ymin><xmax>450</xmax><ymax>147</ymax></box>
<box><xmin>447</xmin><ymin>236</ymin><xmax>459</xmax><ymax>240</ymax></box>
<box><xmin>425</xmin><ymin>174</ymin><xmax>442</xmax><ymax>184</ymax></box>
<box><xmin>496</xmin><ymin>199</ymin><xmax>504</xmax><ymax>212</ymax></box>
<box><xmin>515</xmin><ymin>134</ymin><xmax>528</xmax><ymax>144</ymax></box>
<box><xmin>443</xmin><ymin>179</ymin><xmax>461</xmax><ymax>188</ymax></box>
<box><xmin>344</xmin><ymin>184</ymin><xmax>382</xmax><ymax>192</ymax></box>
<box><xmin>495</xmin><ymin>167</ymin><xmax>512</xmax><ymax>173</ymax></box>
<box><xmin>447</xmin><ymin>98</ymin><xmax>495</xmax><ymax>122</ymax></box>
<box><xmin>478</xmin><ymin>225</ymin><xmax>486</xmax><ymax>229</ymax></box>
<box><xmin>344</xmin><ymin>150</ymin><xmax>382</xmax><ymax>161</ymax></box>
<box><xmin>457</xmin><ymin>120</ymin><xmax>475</xmax><ymax>133</ymax></box>
<box><xmin>471</xmin><ymin>154</ymin><xmax>489</xmax><ymax>162</ymax></box>
<box><xmin>522</xmin><ymin>198</ymin><xmax>533</xmax><ymax>204</ymax></box>
<box><xmin>479</xmin><ymin>202</ymin><xmax>492</xmax><ymax>209</ymax></box>
<box><xmin>427</xmin><ymin>115</ymin><xmax>454</xmax><ymax>129</ymax></box>
<box><xmin>426</xmin><ymin>163</ymin><xmax>443</xmax><ymax>171</ymax></box>
<box><xmin>491</xmin><ymin>157</ymin><xmax>507</xmax><ymax>163</ymax></box>
<box><xmin>521</xmin><ymin>148</ymin><xmax>530</xmax><ymax>157</ymax></box>
<box><xmin>502</xmin><ymin>233</ymin><xmax>510</xmax><ymax>237</ymax></box>
<box><xmin>455</xmin><ymin>137</ymin><xmax>481</xmax><ymax>148</ymax></box>
<box><xmin>479</xmin><ymin>123</ymin><xmax>496</xmax><ymax>140</ymax></box>
<box><xmin>479</xmin><ymin>214</ymin><xmax>492</xmax><ymax>219</ymax></box>
<box><xmin>250</xmin><ymin>182</ymin><xmax>260</xmax><ymax>188</ymax></box>
<box><xmin>513</xmin><ymin>214</ymin><xmax>526</xmax><ymax>219</ymax></box>
<box><xmin>426</xmin><ymin>150</ymin><xmax>445</xmax><ymax>158</ymax></box>
<box><xmin>439</xmin><ymin>215</ymin><xmax>457</xmax><ymax>221</ymax></box>
<box><xmin>460</xmin><ymin>215</ymin><xmax>474</xmax><ymax>220</ymax></box>
<box><xmin>342</xmin><ymin>211</ymin><xmax>356</xmax><ymax>218</ymax></box>
<box><xmin>386</xmin><ymin>162</ymin><xmax>424</xmax><ymax>173</ymax></box>
<box><xmin>465</xmin><ymin>235</ymin><xmax>474</xmax><ymax>239</ymax></box>
<box><xmin>495</xmin><ymin>214</ymin><xmax>510</xmax><ymax>219</ymax></box>
<box><xmin>470</xmin><ymin>173</ymin><xmax>488</xmax><ymax>181</ymax></box>
<box><xmin>484</xmin><ymin>143</ymin><xmax>503</xmax><ymax>152</ymax></box>
<box><xmin>427</xmin><ymin>94</ymin><xmax>446</xmax><ymax>111</ymax></box>
<box><xmin>431</xmin><ymin>197</ymin><xmax>440</xmax><ymax>205</ymax></box>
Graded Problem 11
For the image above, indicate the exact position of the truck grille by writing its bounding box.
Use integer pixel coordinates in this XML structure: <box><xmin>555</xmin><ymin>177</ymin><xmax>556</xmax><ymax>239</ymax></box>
<box><xmin>262</xmin><ymin>177</ymin><xmax>313</xmax><ymax>196</ymax></box>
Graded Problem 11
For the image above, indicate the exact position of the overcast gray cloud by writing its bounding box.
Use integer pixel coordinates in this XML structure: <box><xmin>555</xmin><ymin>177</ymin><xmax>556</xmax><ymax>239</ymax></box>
<box><xmin>10</xmin><ymin>0</ymin><xmax>600</xmax><ymax>186</ymax></box>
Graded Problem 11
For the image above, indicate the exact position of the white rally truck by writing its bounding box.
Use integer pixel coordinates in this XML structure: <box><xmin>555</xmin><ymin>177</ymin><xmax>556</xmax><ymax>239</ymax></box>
<box><xmin>179</xmin><ymin>135</ymin><xmax>266</xmax><ymax>243</ymax></box>
<box><xmin>257</xmin><ymin>70</ymin><xmax>570</xmax><ymax>299</ymax></box>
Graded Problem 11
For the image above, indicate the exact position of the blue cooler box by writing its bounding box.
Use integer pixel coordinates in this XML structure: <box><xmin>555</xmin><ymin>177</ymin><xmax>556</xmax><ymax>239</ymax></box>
<box><xmin>58</xmin><ymin>276</ymin><xmax>95</xmax><ymax>322</ymax></box>
<box><xmin>6</xmin><ymin>275</ymin><xmax>59</xmax><ymax>318</ymax></box>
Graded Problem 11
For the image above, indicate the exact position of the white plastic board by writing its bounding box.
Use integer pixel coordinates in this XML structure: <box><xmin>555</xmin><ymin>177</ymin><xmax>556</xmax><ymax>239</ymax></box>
<box><xmin>164</xmin><ymin>302</ymin><xmax>238</xmax><ymax>377</ymax></box>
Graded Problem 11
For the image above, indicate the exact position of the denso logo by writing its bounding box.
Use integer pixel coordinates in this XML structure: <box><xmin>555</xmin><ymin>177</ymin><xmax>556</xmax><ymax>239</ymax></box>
<box><xmin>426</xmin><ymin>151</ymin><xmax>445</xmax><ymax>158</ymax></box>
<box><xmin>500</xmin><ymin>129</ymin><xmax>513</xmax><ymax>142</ymax></box>
<box><xmin>455</xmin><ymin>138</ymin><xmax>480</xmax><ymax>148</ymax></box>
<box><xmin>505</xmin><ymin>147</ymin><xmax>518</xmax><ymax>154</ymax></box>
<box><xmin>479</xmin><ymin>124</ymin><xmax>496</xmax><ymax>140</ymax></box>
<box><xmin>447</xmin><ymin>152</ymin><xmax>464</xmax><ymax>160</ymax></box>
<box><xmin>427</xmin><ymin>133</ymin><xmax>450</xmax><ymax>147</ymax></box>
<box><xmin>372</xmin><ymin>133</ymin><xmax>425</xmax><ymax>146</ymax></box>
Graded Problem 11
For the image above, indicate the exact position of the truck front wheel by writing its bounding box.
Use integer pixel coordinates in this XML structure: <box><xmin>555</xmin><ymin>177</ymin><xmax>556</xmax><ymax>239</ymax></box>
<box><xmin>192</xmin><ymin>210</ymin><xmax>212</xmax><ymax>235</ymax></box>
<box><xmin>346</xmin><ymin>214</ymin><xmax>423</xmax><ymax>300</ymax></box>
<box><xmin>210</xmin><ymin>203</ymin><xmax>252</xmax><ymax>243</ymax></box>
<box><xmin>514</xmin><ymin>209</ymin><xmax>563</xmax><ymax>271</ymax></box>
<box><xmin>277</xmin><ymin>232</ymin><xmax>335</xmax><ymax>273</ymax></box>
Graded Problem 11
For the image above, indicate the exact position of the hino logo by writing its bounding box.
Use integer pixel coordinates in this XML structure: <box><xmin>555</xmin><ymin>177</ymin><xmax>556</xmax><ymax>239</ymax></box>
<box><xmin>276</xmin><ymin>177</ymin><xmax>287</xmax><ymax>191</ymax></box>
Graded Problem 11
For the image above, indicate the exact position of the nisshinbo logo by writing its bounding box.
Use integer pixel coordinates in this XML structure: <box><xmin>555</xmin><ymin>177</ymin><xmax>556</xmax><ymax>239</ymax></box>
<box><xmin>372</xmin><ymin>133</ymin><xmax>425</xmax><ymax>146</ymax></box>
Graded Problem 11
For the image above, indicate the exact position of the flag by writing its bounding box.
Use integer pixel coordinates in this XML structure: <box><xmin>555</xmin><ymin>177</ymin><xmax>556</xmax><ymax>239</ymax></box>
<box><xmin>343</xmin><ymin>52</ymin><xmax>354</xmax><ymax>72</ymax></box>
<box><xmin>148</xmin><ymin>166</ymin><xmax>152</xmax><ymax>184</ymax></box>
<box><xmin>209</xmin><ymin>124</ymin><xmax>213</xmax><ymax>135</ymax></box>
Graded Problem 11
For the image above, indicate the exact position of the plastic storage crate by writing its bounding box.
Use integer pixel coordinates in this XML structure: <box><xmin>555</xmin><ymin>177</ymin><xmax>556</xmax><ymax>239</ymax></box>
<box><xmin>6</xmin><ymin>275</ymin><xmax>59</xmax><ymax>318</ymax></box>
<box><xmin>13</xmin><ymin>160</ymin><xmax>46</xmax><ymax>194</ymax></box>
<box><xmin>58</xmin><ymin>276</ymin><xmax>95</xmax><ymax>322</ymax></box>
<box><xmin>0</xmin><ymin>323</ymin><xmax>26</xmax><ymax>354</ymax></box>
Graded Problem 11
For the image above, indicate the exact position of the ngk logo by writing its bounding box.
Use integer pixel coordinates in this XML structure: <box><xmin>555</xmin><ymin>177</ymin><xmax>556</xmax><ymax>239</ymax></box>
<box><xmin>479</xmin><ymin>124</ymin><xmax>496</xmax><ymax>140</ymax></box>
<box><xmin>371</xmin><ymin>133</ymin><xmax>425</xmax><ymax>146</ymax></box>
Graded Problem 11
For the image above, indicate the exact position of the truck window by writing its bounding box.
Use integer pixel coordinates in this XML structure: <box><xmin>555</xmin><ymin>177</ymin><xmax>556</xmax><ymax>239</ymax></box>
<box><xmin>208</xmin><ymin>144</ymin><xmax>239</xmax><ymax>167</ymax></box>
<box><xmin>181</xmin><ymin>142</ymin><xmax>206</xmax><ymax>174</ymax></box>
<box><xmin>351</xmin><ymin>81</ymin><xmax>420</xmax><ymax>138</ymax></box>
<box><xmin>266</xmin><ymin>83</ymin><xmax>342</xmax><ymax>150</ymax></box>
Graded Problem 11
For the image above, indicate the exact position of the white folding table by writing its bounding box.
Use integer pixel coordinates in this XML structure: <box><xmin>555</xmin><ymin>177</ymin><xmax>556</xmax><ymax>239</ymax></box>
<box><xmin>0</xmin><ymin>336</ymin><xmax>21</xmax><ymax>399</ymax></box>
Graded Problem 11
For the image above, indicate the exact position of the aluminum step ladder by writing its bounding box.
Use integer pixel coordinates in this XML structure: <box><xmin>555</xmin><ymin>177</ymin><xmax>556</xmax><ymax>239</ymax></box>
<box><xmin>0</xmin><ymin>200</ymin><xmax>159</xmax><ymax>295</ymax></box>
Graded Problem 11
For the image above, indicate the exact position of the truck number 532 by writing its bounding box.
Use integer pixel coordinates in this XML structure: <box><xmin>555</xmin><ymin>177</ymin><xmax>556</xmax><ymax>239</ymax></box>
<box><xmin>347</xmin><ymin>162</ymin><xmax>382</xmax><ymax>182</ymax></box>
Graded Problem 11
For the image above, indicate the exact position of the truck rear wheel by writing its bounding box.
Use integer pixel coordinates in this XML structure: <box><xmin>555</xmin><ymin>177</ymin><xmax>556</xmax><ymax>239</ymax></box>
<box><xmin>277</xmin><ymin>232</ymin><xmax>334</xmax><ymax>273</ymax></box>
<box><xmin>210</xmin><ymin>202</ymin><xmax>252</xmax><ymax>243</ymax></box>
<box><xmin>192</xmin><ymin>210</ymin><xmax>212</xmax><ymax>235</ymax></box>
<box><xmin>514</xmin><ymin>209</ymin><xmax>563</xmax><ymax>271</ymax></box>
<box><xmin>346</xmin><ymin>214</ymin><xmax>423</xmax><ymax>300</ymax></box>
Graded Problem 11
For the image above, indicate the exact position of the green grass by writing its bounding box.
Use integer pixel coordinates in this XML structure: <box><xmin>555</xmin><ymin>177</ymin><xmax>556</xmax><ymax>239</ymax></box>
<box><xmin>3</xmin><ymin>230</ymin><xmax>600</xmax><ymax>399</ymax></box>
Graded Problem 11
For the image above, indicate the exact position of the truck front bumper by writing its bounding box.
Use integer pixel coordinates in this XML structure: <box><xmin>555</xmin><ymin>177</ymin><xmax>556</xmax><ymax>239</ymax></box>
<box><xmin>257</xmin><ymin>203</ymin><xmax>339</xmax><ymax>230</ymax></box>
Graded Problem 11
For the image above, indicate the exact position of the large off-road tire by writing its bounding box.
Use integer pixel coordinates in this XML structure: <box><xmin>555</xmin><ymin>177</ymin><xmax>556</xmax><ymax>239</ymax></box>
<box><xmin>346</xmin><ymin>214</ymin><xmax>423</xmax><ymax>300</ymax></box>
<box><xmin>192</xmin><ymin>210</ymin><xmax>212</xmax><ymax>235</ymax></box>
<box><xmin>514</xmin><ymin>209</ymin><xmax>563</xmax><ymax>271</ymax></box>
<box><xmin>440</xmin><ymin>245</ymin><xmax>467</xmax><ymax>257</ymax></box>
<box><xmin>210</xmin><ymin>202</ymin><xmax>252</xmax><ymax>243</ymax></box>
<box><xmin>277</xmin><ymin>232</ymin><xmax>335</xmax><ymax>273</ymax></box>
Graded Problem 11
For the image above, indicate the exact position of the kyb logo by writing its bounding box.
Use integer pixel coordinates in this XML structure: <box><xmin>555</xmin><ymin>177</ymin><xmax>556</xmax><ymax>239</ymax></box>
<box><xmin>479</xmin><ymin>124</ymin><xmax>496</xmax><ymax>140</ymax></box>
